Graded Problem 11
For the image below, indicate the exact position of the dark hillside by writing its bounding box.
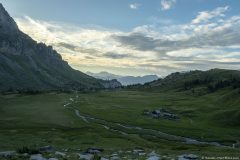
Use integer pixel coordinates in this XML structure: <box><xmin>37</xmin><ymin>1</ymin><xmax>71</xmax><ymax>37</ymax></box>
<box><xmin>142</xmin><ymin>69</ymin><xmax>240</xmax><ymax>93</ymax></box>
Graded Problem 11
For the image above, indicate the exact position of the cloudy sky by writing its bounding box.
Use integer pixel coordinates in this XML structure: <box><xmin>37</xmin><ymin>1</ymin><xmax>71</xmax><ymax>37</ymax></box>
<box><xmin>1</xmin><ymin>0</ymin><xmax>240</xmax><ymax>76</ymax></box>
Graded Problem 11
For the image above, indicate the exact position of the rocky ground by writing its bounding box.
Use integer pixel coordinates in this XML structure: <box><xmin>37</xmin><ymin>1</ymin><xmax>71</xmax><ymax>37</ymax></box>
<box><xmin>0</xmin><ymin>146</ymin><xmax>199</xmax><ymax>160</ymax></box>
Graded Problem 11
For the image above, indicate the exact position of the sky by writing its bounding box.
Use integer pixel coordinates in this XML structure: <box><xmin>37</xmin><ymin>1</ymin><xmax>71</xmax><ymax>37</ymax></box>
<box><xmin>1</xmin><ymin>0</ymin><xmax>240</xmax><ymax>76</ymax></box>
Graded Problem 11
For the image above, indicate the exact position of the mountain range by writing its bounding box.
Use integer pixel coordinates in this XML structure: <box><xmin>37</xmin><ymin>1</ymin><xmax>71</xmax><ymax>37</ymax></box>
<box><xmin>86</xmin><ymin>71</ymin><xmax>159</xmax><ymax>86</ymax></box>
<box><xmin>1</xmin><ymin>3</ymin><xmax>240</xmax><ymax>94</ymax></box>
<box><xmin>0</xmin><ymin>3</ymin><xmax>121</xmax><ymax>92</ymax></box>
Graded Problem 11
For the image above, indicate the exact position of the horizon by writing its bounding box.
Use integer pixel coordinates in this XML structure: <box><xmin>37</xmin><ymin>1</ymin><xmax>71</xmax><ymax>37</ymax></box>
<box><xmin>86</xmin><ymin>70</ymin><xmax>160</xmax><ymax>77</ymax></box>
<box><xmin>85</xmin><ymin>68</ymin><xmax>240</xmax><ymax>78</ymax></box>
<box><xmin>1</xmin><ymin>0</ymin><xmax>240</xmax><ymax>76</ymax></box>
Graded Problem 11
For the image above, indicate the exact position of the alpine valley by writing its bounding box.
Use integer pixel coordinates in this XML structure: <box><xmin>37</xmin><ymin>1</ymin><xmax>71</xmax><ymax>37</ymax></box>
<box><xmin>0</xmin><ymin>3</ymin><xmax>240</xmax><ymax>160</ymax></box>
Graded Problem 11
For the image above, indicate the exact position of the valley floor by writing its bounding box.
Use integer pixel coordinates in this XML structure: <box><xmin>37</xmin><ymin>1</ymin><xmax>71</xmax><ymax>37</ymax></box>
<box><xmin>0</xmin><ymin>89</ymin><xmax>240</xmax><ymax>159</ymax></box>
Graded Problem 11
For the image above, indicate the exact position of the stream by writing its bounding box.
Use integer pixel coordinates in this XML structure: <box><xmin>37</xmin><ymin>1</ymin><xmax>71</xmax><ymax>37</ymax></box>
<box><xmin>64</xmin><ymin>97</ymin><xmax>231</xmax><ymax>149</ymax></box>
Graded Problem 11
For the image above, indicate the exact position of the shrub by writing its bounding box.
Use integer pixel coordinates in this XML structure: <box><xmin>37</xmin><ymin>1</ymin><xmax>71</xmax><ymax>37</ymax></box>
<box><xmin>17</xmin><ymin>146</ymin><xmax>39</xmax><ymax>154</ymax></box>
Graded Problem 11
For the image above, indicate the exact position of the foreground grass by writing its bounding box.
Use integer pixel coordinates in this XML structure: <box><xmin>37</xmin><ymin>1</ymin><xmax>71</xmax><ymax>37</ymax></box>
<box><xmin>0</xmin><ymin>90</ymin><xmax>239</xmax><ymax>156</ymax></box>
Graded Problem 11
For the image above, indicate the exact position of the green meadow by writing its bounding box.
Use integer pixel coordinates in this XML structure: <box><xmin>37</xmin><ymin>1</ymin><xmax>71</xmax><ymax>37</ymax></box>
<box><xmin>0</xmin><ymin>88</ymin><xmax>240</xmax><ymax>157</ymax></box>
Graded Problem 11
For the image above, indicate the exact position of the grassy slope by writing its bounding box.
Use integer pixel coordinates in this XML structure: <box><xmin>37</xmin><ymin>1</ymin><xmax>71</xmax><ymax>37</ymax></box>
<box><xmin>0</xmin><ymin>89</ymin><xmax>239</xmax><ymax>156</ymax></box>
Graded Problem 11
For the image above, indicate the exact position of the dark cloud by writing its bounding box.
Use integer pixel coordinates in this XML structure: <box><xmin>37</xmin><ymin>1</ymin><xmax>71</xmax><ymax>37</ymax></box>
<box><xmin>57</xmin><ymin>42</ymin><xmax>136</xmax><ymax>59</ymax></box>
<box><xmin>139</xmin><ymin>63</ymin><xmax>178</xmax><ymax>70</ymax></box>
<box><xmin>57</xmin><ymin>42</ymin><xmax>77</xmax><ymax>50</ymax></box>
<box><xmin>103</xmin><ymin>52</ymin><xmax>133</xmax><ymax>59</ymax></box>
<box><xmin>56</xmin><ymin>42</ymin><xmax>99</xmax><ymax>55</ymax></box>
<box><xmin>211</xmin><ymin>61</ymin><xmax>240</xmax><ymax>65</ymax></box>
<box><xmin>84</xmin><ymin>56</ymin><xmax>95</xmax><ymax>59</ymax></box>
<box><xmin>111</xmin><ymin>24</ymin><xmax>240</xmax><ymax>57</ymax></box>
<box><xmin>175</xmin><ymin>60</ymin><xmax>240</xmax><ymax>71</ymax></box>
<box><xmin>112</xmin><ymin>33</ymin><xmax>158</xmax><ymax>51</ymax></box>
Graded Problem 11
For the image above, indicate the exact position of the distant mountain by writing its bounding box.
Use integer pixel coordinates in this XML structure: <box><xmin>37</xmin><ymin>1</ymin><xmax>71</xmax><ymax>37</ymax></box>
<box><xmin>118</xmin><ymin>75</ymin><xmax>159</xmax><ymax>86</ymax></box>
<box><xmin>0</xmin><ymin>3</ymin><xmax>121</xmax><ymax>92</ymax></box>
<box><xmin>86</xmin><ymin>71</ymin><xmax>159</xmax><ymax>86</ymax></box>
<box><xmin>86</xmin><ymin>71</ymin><xmax>121</xmax><ymax>80</ymax></box>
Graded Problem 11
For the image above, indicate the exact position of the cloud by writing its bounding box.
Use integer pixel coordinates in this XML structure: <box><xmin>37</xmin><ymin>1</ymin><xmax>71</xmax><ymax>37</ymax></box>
<box><xmin>160</xmin><ymin>0</ymin><xmax>176</xmax><ymax>10</ymax></box>
<box><xmin>112</xmin><ymin>33</ymin><xmax>157</xmax><ymax>52</ymax></box>
<box><xmin>57</xmin><ymin>42</ymin><xmax>77</xmax><ymax>51</ymax></box>
<box><xmin>192</xmin><ymin>6</ymin><xmax>229</xmax><ymax>24</ymax></box>
<box><xmin>56</xmin><ymin>42</ymin><xmax>100</xmax><ymax>55</ymax></box>
<box><xmin>112</xmin><ymin>7</ymin><xmax>240</xmax><ymax>56</ymax></box>
<box><xmin>14</xmin><ymin>6</ymin><xmax>240</xmax><ymax>76</ymax></box>
<box><xmin>129</xmin><ymin>3</ymin><xmax>141</xmax><ymax>9</ymax></box>
<box><xmin>103</xmin><ymin>52</ymin><xmax>133</xmax><ymax>59</ymax></box>
<box><xmin>15</xmin><ymin>16</ymin><xmax>155</xmax><ymax>75</ymax></box>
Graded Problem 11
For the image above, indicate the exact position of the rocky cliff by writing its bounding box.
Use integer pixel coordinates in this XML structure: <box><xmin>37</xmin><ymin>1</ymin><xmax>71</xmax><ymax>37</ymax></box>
<box><xmin>0</xmin><ymin>3</ymin><xmax>121</xmax><ymax>92</ymax></box>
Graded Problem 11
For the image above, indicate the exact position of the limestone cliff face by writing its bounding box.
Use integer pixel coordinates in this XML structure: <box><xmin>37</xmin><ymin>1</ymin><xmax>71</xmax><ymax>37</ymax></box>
<box><xmin>0</xmin><ymin>3</ymin><xmax>121</xmax><ymax>92</ymax></box>
<box><xmin>0</xmin><ymin>3</ymin><xmax>19</xmax><ymax>34</ymax></box>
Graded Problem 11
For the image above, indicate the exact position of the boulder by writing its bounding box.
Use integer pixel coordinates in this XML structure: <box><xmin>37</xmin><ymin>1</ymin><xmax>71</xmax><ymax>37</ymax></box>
<box><xmin>0</xmin><ymin>151</ymin><xmax>16</xmax><ymax>158</ymax></box>
<box><xmin>86</xmin><ymin>147</ymin><xmax>104</xmax><ymax>154</ymax></box>
<box><xmin>30</xmin><ymin>154</ymin><xmax>47</xmax><ymax>160</ymax></box>
<box><xmin>39</xmin><ymin>146</ymin><xmax>55</xmax><ymax>153</ymax></box>
<box><xmin>110</xmin><ymin>156</ymin><xmax>120</xmax><ymax>160</ymax></box>
<box><xmin>78</xmin><ymin>153</ymin><xmax>94</xmax><ymax>160</ymax></box>
<box><xmin>133</xmin><ymin>148</ymin><xmax>145</xmax><ymax>156</ymax></box>
<box><xmin>55</xmin><ymin>151</ymin><xmax>66</xmax><ymax>157</ymax></box>
<box><xmin>147</xmin><ymin>156</ymin><xmax>160</xmax><ymax>160</ymax></box>
<box><xmin>178</xmin><ymin>154</ymin><xmax>198</xmax><ymax>160</ymax></box>
<box><xmin>147</xmin><ymin>151</ymin><xmax>160</xmax><ymax>160</ymax></box>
